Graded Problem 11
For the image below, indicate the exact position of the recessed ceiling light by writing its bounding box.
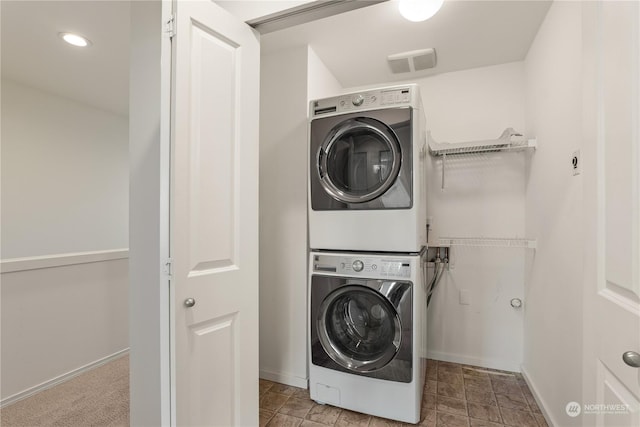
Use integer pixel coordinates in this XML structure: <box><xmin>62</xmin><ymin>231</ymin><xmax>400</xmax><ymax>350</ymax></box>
<box><xmin>399</xmin><ymin>0</ymin><xmax>444</xmax><ymax>22</ymax></box>
<box><xmin>59</xmin><ymin>32</ymin><xmax>92</xmax><ymax>48</ymax></box>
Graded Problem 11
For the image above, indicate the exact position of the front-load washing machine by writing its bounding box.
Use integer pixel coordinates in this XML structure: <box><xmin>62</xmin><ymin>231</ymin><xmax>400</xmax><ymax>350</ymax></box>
<box><xmin>308</xmin><ymin>250</ymin><xmax>427</xmax><ymax>423</ymax></box>
<box><xmin>308</xmin><ymin>85</ymin><xmax>427</xmax><ymax>252</ymax></box>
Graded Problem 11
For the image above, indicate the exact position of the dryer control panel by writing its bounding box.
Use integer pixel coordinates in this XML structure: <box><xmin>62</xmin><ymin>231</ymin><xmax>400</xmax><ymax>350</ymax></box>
<box><xmin>311</xmin><ymin>86</ymin><xmax>416</xmax><ymax>117</ymax></box>
<box><xmin>312</xmin><ymin>253</ymin><xmax>413</xmax><ymax>279</ymax></box>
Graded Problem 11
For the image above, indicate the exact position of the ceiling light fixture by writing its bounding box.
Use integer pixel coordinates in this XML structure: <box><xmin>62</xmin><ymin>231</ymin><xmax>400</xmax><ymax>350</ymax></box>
<box><xmin>398</xmin><ymin>0</ymin><xmax>444</xmax><ymax>22</ymax></box>
<box><xmin>59</xmin><ymin>32</ymin><xmax>92</xmax><ymax>48</ymax></box>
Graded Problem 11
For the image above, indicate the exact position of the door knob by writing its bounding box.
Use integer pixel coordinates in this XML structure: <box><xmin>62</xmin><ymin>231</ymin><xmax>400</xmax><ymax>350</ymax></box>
<box><xmin>622</xmin><ymin>351</ymin><xmax>640</xmax><ymax>368</ymax></box>
<box><xmin>184</xmin><ymin>298</ymin><xmax>196</xmax><ymax>308</ymax></box>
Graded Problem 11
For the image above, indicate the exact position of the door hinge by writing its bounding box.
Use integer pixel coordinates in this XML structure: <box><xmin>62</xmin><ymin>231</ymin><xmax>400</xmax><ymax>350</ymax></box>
<box><xmin>163</xmin><ymin>258</ymin><xmax>173</xmax><ymax>278</ymax></box>
<box><xmin>164</xmin><ymin>15</ymin><xmax>175</xmax><ymax>38</ymax></box>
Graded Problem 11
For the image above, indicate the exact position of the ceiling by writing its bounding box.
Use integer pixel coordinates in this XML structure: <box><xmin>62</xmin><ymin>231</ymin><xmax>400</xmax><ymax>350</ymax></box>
<box><xmin>1</xmin><ymin>0</ymin><xmax>130</xmax><ymax>116</ymax></box>
<box><xmin>261</xmin><ymin>0</ymin><xmax>552</xmax><ymax>88</ymax></box>
<box><xmin>0</xmin><ymin>1</ymin><xmax>551</xmax><ymax>116</ymax></box>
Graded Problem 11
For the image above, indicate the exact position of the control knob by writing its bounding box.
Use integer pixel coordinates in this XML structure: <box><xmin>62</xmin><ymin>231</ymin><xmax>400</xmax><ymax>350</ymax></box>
<box><xmin>352</xmin><ymin>94</ymin><xmax>364</xmax><ymax>107</ymax></box>
<box><xmin>352</xmin><ymin>260</ymin><xmax>364</xmax><ymax>272</ymax></box>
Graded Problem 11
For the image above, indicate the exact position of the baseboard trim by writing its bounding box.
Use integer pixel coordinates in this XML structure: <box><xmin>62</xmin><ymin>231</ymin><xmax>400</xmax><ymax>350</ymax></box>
<box><xmin>520</xmin><ymin>365</ymin><xmax>556</xmax><ymax>427</ymax></box>
<box><xmin>1</xmin><ymin>348</ymin><xmax>130</xmax><ymax>408</ymax></box>
<box><xmin>1</xmin><ymin>249</ymin><xmax>129</xmax><ymax>274</ymax></box>
<box><xmin>260</xmin><ymin>368</ymin><xmax>308</xmax><ymax>389</ymax></box>
<box><xmin>427</xmin><ymin>350</ymin><xmax>521</xmax><ymax>372</ymax></box>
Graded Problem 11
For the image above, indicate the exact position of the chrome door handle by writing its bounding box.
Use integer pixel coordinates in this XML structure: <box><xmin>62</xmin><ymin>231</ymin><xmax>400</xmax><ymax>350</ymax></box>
<box><xmin>184</xmin><ymin>298</ymin><xmax>196</xmax><ymax>308</ymax></box>
<box><xmin>622</xmin><ymin>351</ymin><xmax>640</xmax><ymax>368</ymax></box>
<box><xmin>317</xmin><ymin>149</ymin><xmax>325</xmax><ymax>178</ymax></box>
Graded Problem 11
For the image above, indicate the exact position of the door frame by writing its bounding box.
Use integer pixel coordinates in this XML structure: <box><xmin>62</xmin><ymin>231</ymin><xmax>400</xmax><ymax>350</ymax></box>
<box><xmin>582</xmin><ymin>0</ymin><xmax>640</xmax><ymax>424</ymax></box>
<box><xmin>129</xmin><ymin>0</ymin><xmax>173</xmax><ymax>425</ymax></box>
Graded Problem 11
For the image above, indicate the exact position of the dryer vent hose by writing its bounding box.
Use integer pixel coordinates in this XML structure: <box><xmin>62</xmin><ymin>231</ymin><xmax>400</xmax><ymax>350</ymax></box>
<box><xmin>426</xmin><ymin>249</ymin><xmax>448</xmax><ymax>307</ymax></box>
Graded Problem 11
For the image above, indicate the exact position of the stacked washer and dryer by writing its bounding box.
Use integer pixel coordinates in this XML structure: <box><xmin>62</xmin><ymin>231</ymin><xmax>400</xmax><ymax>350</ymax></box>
<box><xmin>308</xmin><ymin>85</ymin><xmax>428</xmax><ymax>423</ymax></box>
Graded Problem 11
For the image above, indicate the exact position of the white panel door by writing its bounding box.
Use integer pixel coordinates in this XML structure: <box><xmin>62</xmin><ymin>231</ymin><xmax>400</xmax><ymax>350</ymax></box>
<box><xmin>584</xmin><ymin>1</ymin><xmax>640</xmax><ymax>426</ymax></box>
<box><xmin>170</xmin><ymin>1</ymin><xmax>260</xmax><ymax>426</ymax></box>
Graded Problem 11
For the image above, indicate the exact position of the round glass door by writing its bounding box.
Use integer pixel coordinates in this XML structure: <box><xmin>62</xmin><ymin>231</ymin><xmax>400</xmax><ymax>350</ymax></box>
<box><xmin>317</xmin><ymin>285</ymin><xmax>402</xmax><ymax>372</ymax></box>
<box><xmin>318</xmin><ymin>117</ymin><xmax>402</xmax><ymax>203</ymax></box>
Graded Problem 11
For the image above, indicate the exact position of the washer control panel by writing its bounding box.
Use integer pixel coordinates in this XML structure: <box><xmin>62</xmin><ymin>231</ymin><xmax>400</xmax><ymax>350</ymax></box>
<box><xmin>311</xmin><ymin>86</ymin><xmax>414</xmax><ymax>117</ymax></box>
<box><xmin>313</xmin><ymin>253</ymin><xmax>413</xmax><ymax>279</ymax></box>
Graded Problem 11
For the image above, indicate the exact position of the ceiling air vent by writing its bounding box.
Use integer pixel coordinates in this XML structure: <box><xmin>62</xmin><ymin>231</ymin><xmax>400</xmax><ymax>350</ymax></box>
<box><xmin>387</xmin><ymin>48</ymin><xmax>437</xmax><ymax>74</ymax></box>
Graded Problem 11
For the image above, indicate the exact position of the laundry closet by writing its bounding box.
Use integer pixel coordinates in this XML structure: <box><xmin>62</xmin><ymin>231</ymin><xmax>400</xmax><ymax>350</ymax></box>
<box><xmin>2</xmin><ymin>1</ymin><xmax>638</xmax><ymax>426</ymax></box>
<box><xmin>254</xmin><ymin>1</ymin><xmax>640</xmax><ymax>426</ymax></box>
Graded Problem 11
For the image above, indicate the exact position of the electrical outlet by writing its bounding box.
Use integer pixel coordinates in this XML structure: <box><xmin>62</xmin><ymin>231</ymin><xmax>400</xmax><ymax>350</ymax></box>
<box><xmin>572</xmin><ymin>150</ymin><xmax>581</xmax><ymax>176</ymax></box>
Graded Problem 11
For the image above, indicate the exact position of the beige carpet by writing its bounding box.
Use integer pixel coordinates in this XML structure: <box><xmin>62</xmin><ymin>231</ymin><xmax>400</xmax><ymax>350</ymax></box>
<box><xmin>1</xmin><ymin>355</ymin><xmax>129</xmax><ymax>427</ymax></box>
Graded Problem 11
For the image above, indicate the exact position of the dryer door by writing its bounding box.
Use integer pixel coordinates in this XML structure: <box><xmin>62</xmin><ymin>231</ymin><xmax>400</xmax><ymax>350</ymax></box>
<box><xmin>318</xmin><ymin>117</ymin><xmax>402</xmax><ymax>204</ymax></box>
<box><xmin>316</xmin><ymin>284</ymin><xmax>404</xmax><ymax>372</ymax></box>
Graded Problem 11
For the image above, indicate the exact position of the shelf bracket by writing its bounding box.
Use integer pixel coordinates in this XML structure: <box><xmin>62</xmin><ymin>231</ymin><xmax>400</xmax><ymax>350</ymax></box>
<box><xmin>441</xmin><ymin>153</ymin><xmax>446</xmax><ymax>191</ymax></box>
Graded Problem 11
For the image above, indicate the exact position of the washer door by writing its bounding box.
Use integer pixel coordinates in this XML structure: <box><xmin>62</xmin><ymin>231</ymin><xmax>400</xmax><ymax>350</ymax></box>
<box><xmin>317</xmin><ymin>284</ymin><xmax>402</xmax><ymax>372</ymax></box>
<box><xmin>318</xmin><ymin>117</ymin><xmax>402</xmax><ymax>204</ymax></box>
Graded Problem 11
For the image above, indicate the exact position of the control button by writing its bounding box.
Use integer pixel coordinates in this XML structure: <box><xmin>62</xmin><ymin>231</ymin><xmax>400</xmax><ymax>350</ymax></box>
<box><xmin>371</xmin><ymin>264</ymin><xmax>377</xmax><ymax>270</ymax></box>
<box><xmin>352</xmin><ymin>260</ymin><xmax>364</xmax><ymax>272</ymax></box>
<box><xmin>371</xmin><ymin>95</ymin><xmax>377</xmax><ymax>103</ymax></box>
<box><xmin>340</xmin><ymin>262</ymin><xmax>345</xmax><ymax>269</ymax></box>
<box><xmin>352</xmin><ymin>95</ymin><xmax>364</xmax><ymax>107</ymax></box>
<box><xmin>340</xmin><ymin>100</ymin><xmax>346</xmax><ymax>107</ymax></box>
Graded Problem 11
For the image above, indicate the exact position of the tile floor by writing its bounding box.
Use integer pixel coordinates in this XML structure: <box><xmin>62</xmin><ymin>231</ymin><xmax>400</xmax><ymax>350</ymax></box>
<box><xmin>259</xmin><ymin>359</ymin><xmax>549</xmax><ymax>427</ymax></box>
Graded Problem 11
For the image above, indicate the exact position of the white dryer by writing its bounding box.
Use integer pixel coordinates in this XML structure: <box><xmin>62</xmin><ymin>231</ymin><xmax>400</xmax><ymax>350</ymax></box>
<box><xmin>308</xmin><ymin>85</ymin><xmax>427</xmax><ymax>252</ymax></box>
<box><xmin>308</xmin><ymin>250</ymin><xmax>427</xmax><ymax>423</ymax></box>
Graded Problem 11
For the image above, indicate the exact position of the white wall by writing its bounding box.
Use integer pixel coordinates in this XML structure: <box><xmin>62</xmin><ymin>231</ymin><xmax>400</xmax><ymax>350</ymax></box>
<box><xmin>0</xmin><ymin>79</ymin><xmax>130</xmax><ymax>405</ymax></box>
<box><xmin>416</xmin><ymin>62</ymin><xmax>527</xmax><ymax>371</ymax></box>
<box><xmin>1</xmin><ymin>79</ymin><xmax>129</xmax><ymax>259</ymax></box>
<box><xmin>259</xmin><ymin>45</ymin><xmax>342</xmax><ymax>387</ymax></box>
<box><xmin>523</xmin><ymin>2</ymin><xmax>583</xmax><ymax>426</ymax></box>
<box><xmin>261</xmin><ymin>57</ymin><xmax>528</xmax><ymax>377</ymax></box>
<box><xmin>345</xmin><ymin>63</ymin><xmax>528</xmax><ymax>371</ymax></box>
<box><xmin>0</xmin><ymin>254</ymin><xmax>129</xmax><ymax>403</ymax></box>
<box><xmin>307</xmin><ymin>46</ymin><xmax>343</xmax><ymax>101</ymax></box>
<box><xmin>259</xmin><ymin>45</ymin><xmax>308</xmax><ymax>387</ymax></box>
<box><xmin>129</xmin><ymin>1</ymin><xmax>171</xmax><ymax>424</ymax></box>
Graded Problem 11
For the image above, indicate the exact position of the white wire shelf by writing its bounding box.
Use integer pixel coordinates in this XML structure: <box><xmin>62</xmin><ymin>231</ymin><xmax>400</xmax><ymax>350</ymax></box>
<box><xmin>438</xmin><ymin>237</ymin><xmax>537</xmax><ymax>249</ymax></box>
<box><xmin>428</xmin><ymin>128</ymin><xmax>536</xmax><ymax>157</ymax></box>
<box><xmin>428</xmin><ymin>128</ymin><xmax>536</xmax><ymax>191</ymax></box>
